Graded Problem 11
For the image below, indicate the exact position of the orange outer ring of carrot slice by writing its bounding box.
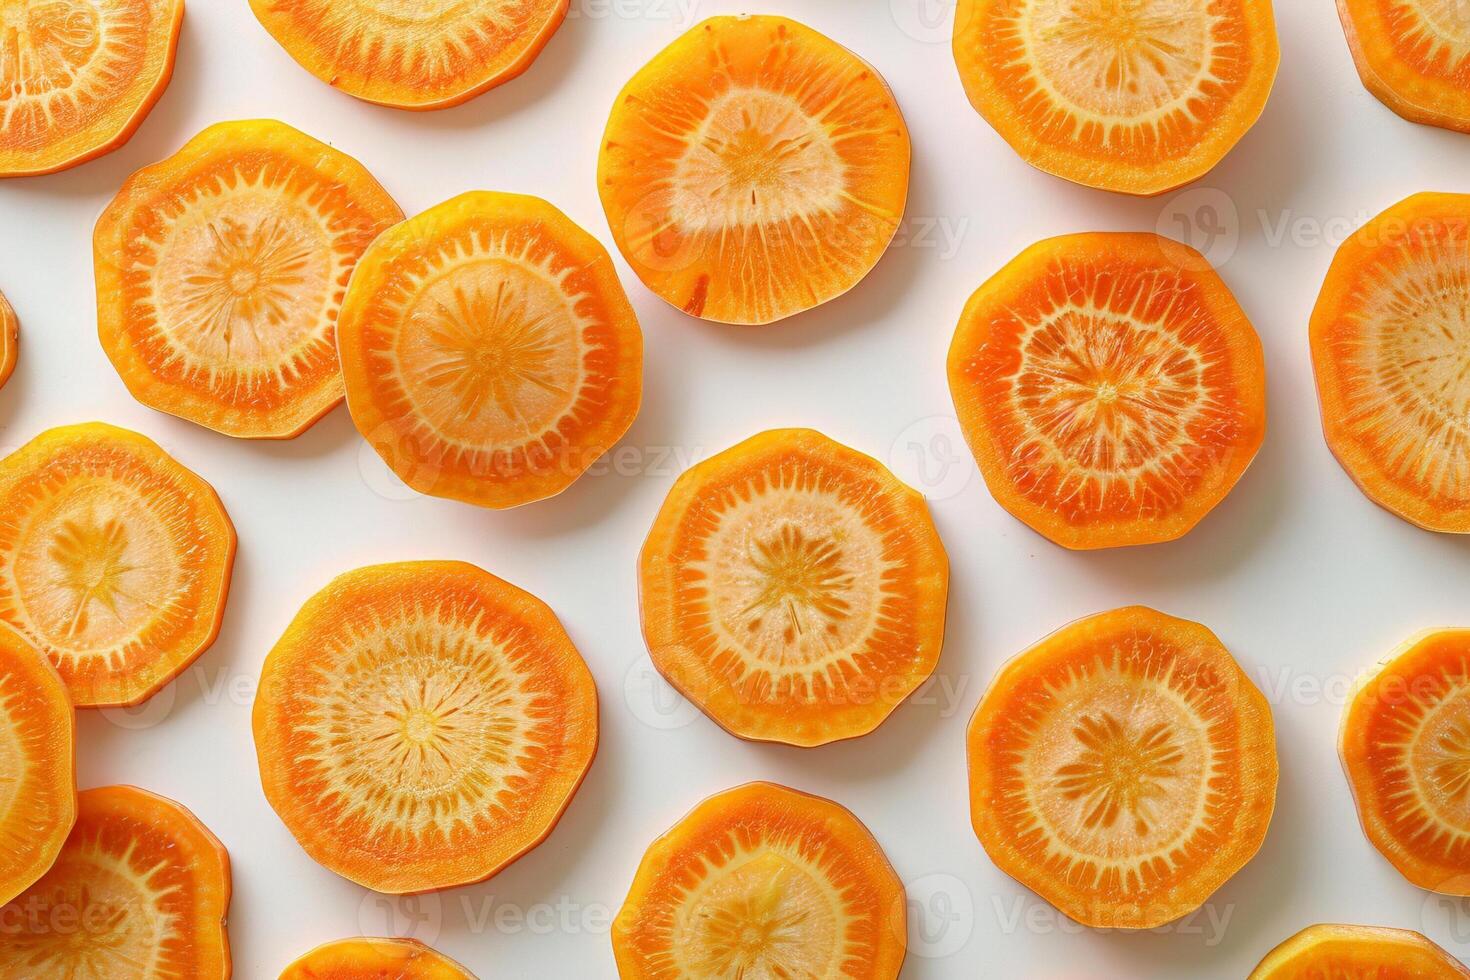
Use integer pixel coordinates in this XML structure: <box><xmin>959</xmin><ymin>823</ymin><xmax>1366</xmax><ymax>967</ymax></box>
<box><xmin>1340</xmin><ymin>628</ymin><xmax>1470</xmax><ymax>894</ymax></box>
<box><xmin>1248</xmin><ymin>923</ymin><xmax>1470</xmax><ymax>978</ymax></box>
<box><xmin>279</xmin><ymin>937</ymin><xmax>476</xmax><ymax>979</ymax></box>
<box><xmin>948</xmin><ymin>232</ymin><xmax>1267</xmax><ymax>550</ymax></box>
<box><xmin>1337</xmin><ymin>0</ymin><xmax>1470</xmax><ymax>134</ymax></box>
<box><xmin>612</xmin><ymin>781</ymin><xmax>907</xmax><ymax>980</ymax></box>
<box><xmin>0</xmin><ymin>626</ymin><xmax>75</xmax><ymax>907</ymax></box>
<box><xmin>0</xmin><ymin>784</ymin><xmax>231</xmax><ymax>978</ymax></box>
<box><xmin>248</xmin><ymin>0</ymin><xmax>568</xmax><ymax>111</ymax></box>
<box><xmin>0</xmin><ymin>0</ymin><xmax>185</xmax><ymax>178</ymax></box>
<box><xmin>967</xmin><ymin>605</ymin><xmax>1278</xmax><ymax>929</ymax></box>
<box><xmin>0</xmin><ymin>290</ymin><xmax>17</xmax><ymax>392</ymax></box>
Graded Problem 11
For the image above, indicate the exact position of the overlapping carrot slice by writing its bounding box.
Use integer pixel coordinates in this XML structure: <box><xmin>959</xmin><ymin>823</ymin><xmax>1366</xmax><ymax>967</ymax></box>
<box><xmin>253</xmin><ymin>561</ymin><xmax>598</xmax><ymax>894</ymax></box>
<box><xmin>953</xmin><ymin>0</ymin><xmax>1280</xmax><ymax>195</ymax></box>
<box><xmin>0</xmin><ymin>289</ymin><xmax>17</xmax><ymax>391</ymax></box>
<box><xmin>0</xmin><ymin>0</ymin><xmax>183</xmax><ymax>177</ymax></box>
<box><xmin>1311</xmin><ymin>193</ymin><xmax>1470</xmax><ymax>532</ymax></box>
<box><xmin>613</xmin><ymin>782</ymin><xmax>906</xmax><ymax>980</ymax></box>
<box><xmin>598</xmin><ymin>15</ymin><xmax>910</xmax><ymax>325</ymax></box>
<box><xmin>1249</xmin><ymin>924</ymin><xmax>1470</xmax><ymax>978</ymax></box>
<box><xmin>280</xmin><ymin>938</ymin><xmax>475</xmax><ymax>979</ymax></box>
<box><xmin>338</xmin><ymin>191</ymin><xmax>643</xmax><ymax>509</ymax></box>
<box><xmin>0</xmin><ymin>423</ymin><xmax>235</xmax><ymax>708</ymax></box>
<box><xmin>95</xmin><ymin>119</ymin><xmax>403</xmax><ymax>439</ymax></box>
<box><xmin>1341</xmin><ymin>629</ymin><xmax>1470</xmax><ymax>893</ymax></box>
<box><xmin>640</xmin><ymin>428</ymin><xmax>948</xmax><ymax>747</ymax></box>
<box><xmin>949</xmin><ymin>232</ymin><xmax>1266</xmax><ymax>549</ymax></box>
<box><xmin>249</xmin><ymin>0</ymin><xmax>567</xmax><ymax>110</ymax></box>
<box><xmin>1339</xmin><ymin>0</ymin><xmax>1470</xmax><ymax>132</ymax></box>
<box><xmin>0</xmin><ymin>628</ymin><xmax>74</xmax><ymax>907</ymax></box>
<box><xmin>967</xmin><ymin>606</ymin><xmax>1278</xmax><ymax>929</ymax></box>
<box><xmin>0</xmin><ymin>785</ymin><xmax>231</xmax><ymax>979</ymax></box>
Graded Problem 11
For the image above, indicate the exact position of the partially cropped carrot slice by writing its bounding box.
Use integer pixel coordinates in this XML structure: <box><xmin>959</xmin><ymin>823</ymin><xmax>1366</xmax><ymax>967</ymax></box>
<box><xmin>0</xmin><ymin>628</ymin><xmax>74</xmax><ymax>907</ymax></box>
<box><xmin>1339</xmin><ymin>0</ymin><xmax>1470</xmax><ymax>132</ymax></box>
<box><xmin>598</xmin><ymin>15</ymin><xmax>910</xmax><ymax>325</ymax></box>
<box><xmin>0</xmin><ymin>0</ymin><xmax>183</xmax><ymax>177</ymax></box>
<box><xmin>249</xmin><ymin>0</ymin><xmax>567</xmax><ymax>110</ymax></box>
<box><xmin>949</xmin><ymin>232</ymin><xmax>1267</xmax><ymax>550</ymax></box>
<box><xmin>95</xmin><ymin>119</ymin><xmax>403</xmax><ymax>440</ymax></box>
<box><xmin>0</xmin><ymin>289</ymin><xmax>17</xmax><ymax>391</ymax></box>
<box><xmin>0</xmin><ymin>423</ymin><xmax>235</xmax><ymax>708</ymax></box>
<box><xmin>253</xmin><ymin>561</ymin><xmax>597</xmax><ymax>894</ymax></box>
<box><xmin>613</xmin><ymin>782</ymin><xmax>906</xmax><ymax>979</ymax></box>
<box><xmin>640</xmin><ymin>429</ymin><xmax>948</xmax><ymax>747</ymax></box>
<box><xmin>1249</xmin><ymin>924</ymin><xmax>1470</xmax><ymax>978</ymax></box>
<box><xmin>967</xmin><ymin>606</ymin><xmax>1278</xmax><ymax>929</ymax></box>
<box><xmin>1311</xmin><ymin>193</ymin><xmax>1470</xmax><ymax>533</ymax></box>
<box><xmin>0</xmin><ymin>785</ymin><xmax>231</xmax><ymax>978</ymax></box>
<box><xmin>280</xmin><ymin>938</ymin><xmax>474</xmax><ymax>979</ymax></box>
<box><xmin>953</xmin><ymin>0</ymin><xmax>1280</xmax><ymax>196</ymax></box>
<box><xmin>338</xmin><ymin>191</ymin><xmax>643</xmax><ymax>509</ymax></box>
<box><xmin>1340</xmin><ymin>629</ymin><xmax>1470</xmax><ymax>894</ymax></box>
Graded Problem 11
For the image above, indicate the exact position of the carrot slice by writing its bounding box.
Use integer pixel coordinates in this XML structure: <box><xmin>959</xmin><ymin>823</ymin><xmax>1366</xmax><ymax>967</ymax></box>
<box><xmin>0</xmin><ymin>289</ymin><xmax>17</xmax><ymax>391</ymax></box>
<box><xmin>1311</xmin><ymin>193</ymin><xmax>1470</xmax><ymax>533</ymax></box>
<box><xmin>639</xmin><ymin>428</ymin><xmax>948</xmax><ymax>747</ymax></box>
<box><xmin>338</xmin><ymin>191</ymin><xmax>643</xmax><ymax>510</ymax></box>
<box><xmin>1339</xmin><ymin>0</ymin><xmax>1470</xmax><ymax>132</ymax></box>
<box><xmin>967</xmin><ymin>606</ymin><xmax>1278</xmax><ymax>929</ymax></box>
<box><xmin>953</xmin><ymin>0</ymin><xmax>1280</xmax><ymax>196</ymax></box>
<box><xmin>0</xmin><ymin>0</ymin><xmax>183</xmax><ymax>177</ymax></box>
<box><xmin>1340</xmin><ymin>629</ymin><xmax>1470</xmax><ymax>893</ymax></box>
<box><xmin>613</xmin><ymin>782</ymin><xmax>906</xmax><ymax>980</ymax></box>
<box><xmin>0</xmin><ymin>423</ymin><xmax>235</xmax><ymax>708</ymax></box>
<box><xmin>1249</xmin><ymin>923</ymin><xmax>1470</xmax><ymax>978</ymax></box>
<box><xmin>253</xmin><ymin>561</ymin><xmax>598</xmax><ymax>894</ymax></box>
<box><xmin>249</xmin><ymin>0</ymin><xmax>567</xmax><ymax>110</ymax></box>
<box><xmin>598</xmin><ymin>15</ymin><xmax>910</xmax><ymax>325</ymax></box>
<box><xmin>280</xmin><ymin>938</ymin><xmax>474</xmax><ymax>979</ymax></box>
<box><xmin>95</xmin><ymin>119</ymin><xmax>403</xmax><ymax>440</ymax></box>
<box><xmin>0</xmin><ymin>785</ymin><xmax>231</xmax><ymax>978</ymax></box>
<box><xmin>948</xmin><ymin>232</ymin><xmax>1267</xmax><ymax>550</ymax></box>
<box><xmin>0</xmin><ymin>628</ymin><xmax>74</xmax><ymax>907</ymax></box>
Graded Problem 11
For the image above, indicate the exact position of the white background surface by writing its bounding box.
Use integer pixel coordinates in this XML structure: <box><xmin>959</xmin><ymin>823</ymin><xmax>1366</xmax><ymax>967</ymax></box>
<box><xmin>2</xmin><ymin>1</ymin><xmax>1469</xmax><ymax>977</ymax></box>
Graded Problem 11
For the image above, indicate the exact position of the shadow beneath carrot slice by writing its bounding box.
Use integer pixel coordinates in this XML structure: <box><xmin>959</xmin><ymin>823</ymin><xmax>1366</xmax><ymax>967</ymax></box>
<box><xmin>0</xmin><ymin>785</ymin><xmax>231</xmax><ymax>978</ymax></box>
<box><xmin>253</xmin><ymin>561</ymin><xmax>597</xmax><ymax>895</ymax></box>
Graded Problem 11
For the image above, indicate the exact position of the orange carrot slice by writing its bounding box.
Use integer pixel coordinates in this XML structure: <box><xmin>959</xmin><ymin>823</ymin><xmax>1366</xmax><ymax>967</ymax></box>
<box><xmin>1249</xmin><ymin>923</ymin><xmax>1470</xmax><ymax>978</ymax></box>
<box><xmin>280</xmin><ymin>938</ymin><xmax>475</xmax><ymax>979</ymax></box>
<box><xmin>1339</xmin><ymin>0</ymin><xmax>1470</xmax><ymax>133</ymax></box>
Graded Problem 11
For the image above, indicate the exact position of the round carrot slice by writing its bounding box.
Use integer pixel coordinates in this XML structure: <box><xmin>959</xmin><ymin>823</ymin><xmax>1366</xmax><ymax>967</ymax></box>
<box><xmin>613</xmin><ymin>782</ymin><xmax>906</xmax><ymax>980</ymax></box>
<box><xmin>1249</xmin><ymin>923</ymin><xmax>1470</xmax><ymax>978</ymax></box>
<box><xmin>1311</xmin><ymin>193</ymin><xmax>1470</xmax><ymax>533</ymax></box>
<box><xmin>0</xmin><ymin>785</ymin><xmax>231</xmax><ymax>978</ymax></box>
<box><xmin>639</xmin><ymin>428</ymin><xmax>948</xmax><ymax>747</ymax></box>
<box><xmin>1339</xmin><ymin>0</ymin><xmax>1470</xmax><ymax>132</ymax></box>
<box><xmin>0</xmin><ymin>0</ymin><xmax>183</xmax><ymax>178</ymax></box>
<box><xmin>280</xmin><ymin>938</ymin><xmax>474</xmax><ymax>979</ymax></box>
<box><xmin>598</xmin><ymin>15</ymin><xmax>910</xmax><ymax>325</ymax></box>
<box><xmin>953</xmin><ymin>0</ymin><xmax>1280</xmax><ymax>196</ymax></box>
<box><xmin>0</xmin><ymin>628</ymin><xmax>74</xmax><ymax>907</ymax></box>
<box><xmin>338</xmin><ymin>191</ymin><xmax>643</xmax><ymax>510</ymax></box>
<box><xmin>95</xmin><ymin>119</ymin><xmax>403</xmax><ymax>440</ymax></box>
<box><xmin>948</xmin><ymin>232</ymin><xmax>1267</xmax><ymax>550</ymax></box>
<box><xmin>0</xmin><ymin>423</ymin><xmax>235</xmax><ymax>708</ymax></box>
<box><xmin>249</xmin><ymin>0</ymin><xmax>567</xmax><ymax>110</ymax></box>
<box><xmin>967</xmin><ymin>606</ymin><xmax>1278</xmax><ymax>929</ymax></box>
<box><xmin>0</xmin><ymin>289</ymin><xmax>17</xmax><ymax>391</ymax></box>
<box><xmin>253</xmin><ymin>561</ymin><xmax>598</xmax><ymax>894</ymax></box>
<box><xmin>1340</xmin><ymin>629</ymin><xmax>1470</xmax><ymax>894</ymax></box>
